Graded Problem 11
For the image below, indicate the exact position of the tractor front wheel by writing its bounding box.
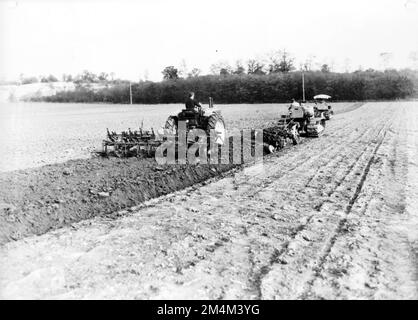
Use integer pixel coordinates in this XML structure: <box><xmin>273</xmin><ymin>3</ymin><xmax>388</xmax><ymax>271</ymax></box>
<box><xmin>206</xmin><ymin>112</ymin><xmax>226</xmax><ymax>145</ymax></box>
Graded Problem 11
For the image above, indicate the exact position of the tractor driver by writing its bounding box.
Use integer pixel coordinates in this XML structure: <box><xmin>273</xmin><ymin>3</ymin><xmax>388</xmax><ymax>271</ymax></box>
<box><xmin>185</xmin><ymin>92</ymin><xmax>202</xmax><ymax>112</ymax></box>
<box><xmin>288</xmin><ymin>98</ymin><xmax>300</xmax><ymax>112</ymax></box>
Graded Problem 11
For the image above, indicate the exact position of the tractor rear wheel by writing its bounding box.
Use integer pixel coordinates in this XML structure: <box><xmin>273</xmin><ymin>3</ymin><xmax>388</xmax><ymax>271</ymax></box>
<box><xmin>206</xmin><ymin>112</ymin><xmax>226</xmax><ymax>145</ymax></box>
<box><xmin>164</xmin><ymin>116</ymin><xmax>178</xmax><ymax>135</ymax></box>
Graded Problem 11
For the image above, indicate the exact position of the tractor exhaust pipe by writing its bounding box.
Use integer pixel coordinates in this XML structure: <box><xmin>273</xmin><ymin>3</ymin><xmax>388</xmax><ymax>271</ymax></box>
<box><xmin>209</xmin><ymin>97</ymin><xmax>213</xmax><ymax>108</ymax></box>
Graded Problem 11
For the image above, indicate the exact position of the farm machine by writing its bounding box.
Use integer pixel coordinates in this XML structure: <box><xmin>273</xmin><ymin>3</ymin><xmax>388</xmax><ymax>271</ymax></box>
<box><xmin>284</xmin><ymin>103</ymin><xmax>327</xmax><ymax>138</ymax></box>
<box><xmin>164</xmin><ymin>97</ymin><xmax>226</xmax><ymax>146</ymax></box>
<box><xmin>313</xmin><ymin>94</ymin><xmax>333</xmax><ymax>120</ymax></box>
<box><xmin>263</xmin><ymin>73</ymin><xmax>332</xmax><ymax>152</ymax></box>
<box><xmin>102</xmin><ymin>95</ymin><xmax>330</xmax><ymax>159</ymax></box>
<box><xmin>103</xmin><ymin>127</ymin><xmax>160</xmax><ymax>158</ymax></box>
<box><xmin>102</xmin><ymin>97</ymin><xmax>226</xmax><ymax>158</ymax></box>
<box><xmin>262</xmin><ymin>103</ymin><xmax>327</xmax><ymax>153</ymax></box>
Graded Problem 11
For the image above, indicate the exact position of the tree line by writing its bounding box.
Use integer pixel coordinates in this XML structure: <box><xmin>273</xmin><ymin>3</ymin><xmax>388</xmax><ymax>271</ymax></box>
<box><xmin>33</xmin><ymin>69</ymin><xmax>417</xmax><ymax>104</ymax></box>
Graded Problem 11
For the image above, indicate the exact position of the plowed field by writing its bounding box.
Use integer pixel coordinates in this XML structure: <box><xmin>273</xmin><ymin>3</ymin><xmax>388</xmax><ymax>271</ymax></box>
<box><xmin>1</xmin><ymin>102</ymin><xmax>417</xmax><ymax>299</ymax></box>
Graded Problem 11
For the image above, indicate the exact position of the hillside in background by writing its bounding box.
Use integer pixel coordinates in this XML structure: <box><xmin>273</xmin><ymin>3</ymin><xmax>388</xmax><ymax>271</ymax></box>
<box><xmin>0</xmin><ymin>82</ymin><xmax>76</xmax><ymax>103</ymax></box>
<box><xmin>0</xmin><ymin>82</ymin><xmax>116</xmax><ymax>103</ymax></box>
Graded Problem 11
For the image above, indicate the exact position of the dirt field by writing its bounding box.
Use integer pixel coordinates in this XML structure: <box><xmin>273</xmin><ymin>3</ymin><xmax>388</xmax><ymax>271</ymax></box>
<box><xmin>0</xmin><ymin>101</ymin><xmax>417</xmax><ymax>299</ymax></box>
<box><xmin>0</xmin><ymin>102</ymin><xmax>362</xmax><ymax>244</ymax></box>
<box><xmin>0</xmin><ymin>102</ymin><xmax>359</xmax><ymax>172</ymax></box>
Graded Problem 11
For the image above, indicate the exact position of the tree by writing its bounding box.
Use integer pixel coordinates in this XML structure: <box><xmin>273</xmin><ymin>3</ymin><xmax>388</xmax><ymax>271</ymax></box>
<box><xmin>301</xmin><ymin>55</ymin><xmax>317</xmax><ymax>71</ymax></box>
<box><xmin>98</xmin><ymin>72</ymin><xmax>109</xmax><ymax>81</ymax></box>
<box><xmin>267</xmin><ymin>50</ymin><xmax>294</xmax><ymax>73</ymax></box>
<box><xmin>219</xmin><ymin>68</ymin><xmax>230</xmax><ymax>76</ymax></box>
<box><xmin>247</xmin><ymin>59</ymin><xmax>265</xmax><ymax>75</ymax></box>
<box><xmin>21</xmin><ymin>76</ymin><xmax>38</xmax><ymax>84</ymax></box>
<box><xmin>233</xmin><ymin>60</ymin><xmax>246</xmax><ymax>75</ymax></box>
<box><xmin>210</xmin><ymin>61</ymin><xmax>232</xmax><ymax>75</ymax></box>
<box><xmin>321</xmin><ymin>64</ymin><xmax>330</xmax><ymax>73</ymax></box>
<box><xmin>62</xmin><ymin>74</ymin><xmax>73</xmax><ymax>82</ymax></box>
<box><xmin>76</xmin><ymin>70</ymin><xmax>98</xmax><ymax>83</ymax></box>
<box><xmin>47</xmin><ymin>74</ymin><xmax>58</xmax><ymax>82</ymax></box>
<box><xmin>39</xmin><ymin>74</ymin><xmax>58</xmax><ymax>83</ymax></box>
<box><xmin>162</xmin><ymin>66</ymin><xmax>179</xmax><ymax>80</ymax></box>
<box><xmin>188</xmin><ymin>68</ymin><xmax>202</xmax><ymax>78</ymax></box>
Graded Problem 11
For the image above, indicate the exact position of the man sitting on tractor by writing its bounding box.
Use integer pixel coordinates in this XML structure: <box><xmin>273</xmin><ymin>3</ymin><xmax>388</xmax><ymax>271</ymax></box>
<box><xmin>185</xmin><ymin>92</ymin><xmax>201</xmax><ymax>112</ymax></box>
<box><xmin>288</xmin><ymin>98</ymin><xmax>300</xmax><ymax>111</ymax></box>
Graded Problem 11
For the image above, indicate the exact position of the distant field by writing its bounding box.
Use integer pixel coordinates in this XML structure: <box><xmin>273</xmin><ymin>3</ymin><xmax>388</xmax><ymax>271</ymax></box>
<box><xmin>0</xmin><ymin>102</ymin><xmax>360</xmax><ymax>172</ymax></box>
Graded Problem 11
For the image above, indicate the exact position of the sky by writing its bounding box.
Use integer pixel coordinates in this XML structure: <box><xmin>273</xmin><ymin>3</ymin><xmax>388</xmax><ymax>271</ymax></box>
<box><xmin>0</xmin><ymin>0</ymin><xmax>417</xmax><ymax>82</ymax></box>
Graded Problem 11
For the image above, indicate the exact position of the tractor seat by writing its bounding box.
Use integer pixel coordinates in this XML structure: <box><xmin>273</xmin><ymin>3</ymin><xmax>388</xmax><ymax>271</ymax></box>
<box><xmin>181</xmin><ymin>108</ymin><xmax>197</xmax><ymax>114</ymax></box>
<box><xmin>180</xmin><ymin>109</ymin><xmax>198</xmax><ymax>118</ymax></box>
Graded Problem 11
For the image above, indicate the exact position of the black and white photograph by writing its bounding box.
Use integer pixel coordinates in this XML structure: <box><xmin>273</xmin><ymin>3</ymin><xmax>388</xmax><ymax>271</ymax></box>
<box><xmin>0</xmin><ymin>0</ymin><xmax>417</xmax><ymax>302</ymax></box>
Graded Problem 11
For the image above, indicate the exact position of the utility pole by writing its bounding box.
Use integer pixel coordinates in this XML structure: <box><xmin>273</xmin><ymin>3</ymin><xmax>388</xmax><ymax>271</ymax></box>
<box><xmin>129</xmin><ymin>81</ymin><xmax>133</xmax><ymax>105</ymax></box>
<box><xmin>302</xmin><ymin>71</ymin><xmax>305</xmax><ymax>102</ymax></box>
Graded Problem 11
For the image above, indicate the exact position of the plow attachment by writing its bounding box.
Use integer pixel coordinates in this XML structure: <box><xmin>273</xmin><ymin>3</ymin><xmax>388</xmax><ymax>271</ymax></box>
<box><xmin>102</xmin><ymin>124</ymin><xmax>305</xmax><ymax>159</ymax></box>
<box><xmin>102</xmin><ymin>128</ymin><xmax>162</xmax><ymax>158</ymax></box>
<box><xmin>262</xmin><ymin>121</ymin><xmax>301</xmax><ymax>153</ymax></box>
<box><xmin>305</xmin><ymin>117</ymin><xmax>326</xmax><ymax>137</ymax></box>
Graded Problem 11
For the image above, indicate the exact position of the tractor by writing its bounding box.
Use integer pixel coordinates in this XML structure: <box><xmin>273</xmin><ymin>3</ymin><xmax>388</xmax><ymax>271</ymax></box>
<box><xmin>278</xmin><ymin>103</ymin><xmax>326</xmax><ymax>141</ymax></box>
<box><xmin>313</xmin><ymin>94</ymin><xmax>333</xmax><ymax>120</ymax></box>
<box><xmin>164</xmin><ymin>97</ymin><xmax>226</xmax><ymax>145</ymax></box>
<box><xmin>263</xmin><ymin>102</ymin><xmax>327</xmax><ymax>154</ymax></box>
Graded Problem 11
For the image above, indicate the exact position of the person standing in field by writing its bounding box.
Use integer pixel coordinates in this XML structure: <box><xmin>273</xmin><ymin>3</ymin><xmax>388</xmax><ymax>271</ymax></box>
<box><xmin>185</xmin><ymin>92</ymin><xmax>201</xmax><ymax>111</ymax></box>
